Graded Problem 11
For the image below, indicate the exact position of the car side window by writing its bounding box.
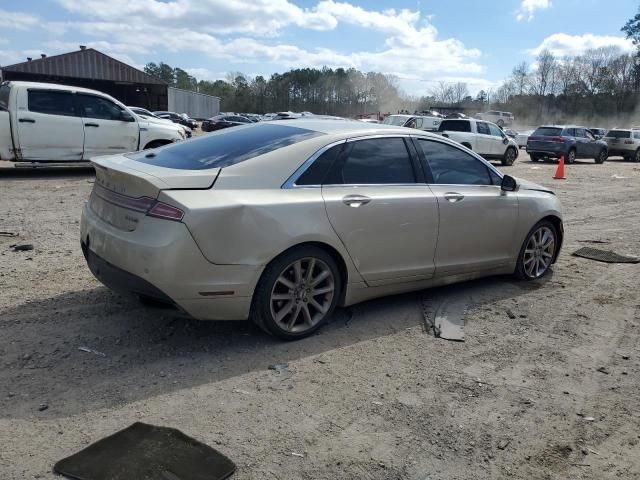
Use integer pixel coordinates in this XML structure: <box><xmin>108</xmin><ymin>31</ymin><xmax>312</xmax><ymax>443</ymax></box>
<box><xmin>564</xmin><ymin>128</ymin><xmax>575</xmax><ymax>137</ymax></box>
<box><xmin>77</xmin><ymin>94</ymin><xmax>124</xmax><ymax>120</ymax></box>
<box><xmin>325</xmin><ymin>137</ymin><xmax>415</xmax><ymax>185</ymax></box>
<box><xmin>585</xmin><ymin>130</ymin><xmax>595</xmax><ymax>140</ymax></box>
<box><xmin>28</xmin><ymin>90</ymin><xmax>77</xmax><ymax>117</ymax></box>
<box><xmin>477</xmin><ymin>122</ymin><xmax>490</xmax><ymax>135</ymax></box>
<box><xmin>575</xmin><ymin>128</ymin><xmax>586</xmax><ymax>138</ymax></box>
<box><xmin>488</xmin><ymin>124</ymin><xmax>503</xmax><ymax>137</ymax></box>
<box><xmin>635</xmin><ymin>132</ymin><xmax>640</xmax><ymax>140</ymax></box>
<box><xmin>296</xmin><ymin>144</ymin><xmax>343</xmax><ymax>186</ymax></box>
<box><xmin>419</xmin><ymin>139</ymin><xmax>492</xmax><ymax>186</ymax></box>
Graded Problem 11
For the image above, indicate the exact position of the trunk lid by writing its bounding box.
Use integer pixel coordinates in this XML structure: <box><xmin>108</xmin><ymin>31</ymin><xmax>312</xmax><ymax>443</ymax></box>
<box><xmin>90</xmin><ymin>153</ymin><xmax>219</xmax><ymax>231</ymax></box>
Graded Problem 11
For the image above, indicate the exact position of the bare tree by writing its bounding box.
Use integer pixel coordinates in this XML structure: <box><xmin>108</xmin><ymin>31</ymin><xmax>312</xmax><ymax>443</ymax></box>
<box><xmin>512</xmin><ymin>62</ymin><xmax>530</xmax><ymax>95</ymax></box>
<box><xmin>451</xmin><ymin>82</ymin><xmax>469</xmax><ymax>104</ymax></box>
<box><xmin>531</xmin><ymin>49</ymin><xmax>558</xmax><ymax>97</ymax></box>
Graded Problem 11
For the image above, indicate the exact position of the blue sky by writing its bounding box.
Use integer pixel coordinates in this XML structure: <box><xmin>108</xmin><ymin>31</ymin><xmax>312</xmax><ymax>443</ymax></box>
<box><xmin>0</xmin><ymin>0</ymin><xmax>638</xmax><ymax>96</ymax></box>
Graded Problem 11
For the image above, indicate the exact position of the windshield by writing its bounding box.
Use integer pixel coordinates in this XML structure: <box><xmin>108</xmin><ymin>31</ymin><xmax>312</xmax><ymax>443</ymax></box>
<box><xmin>128</xmin><ymin>123</ymin><xmax>324</xmax><ymax>170</ymax></box>
<box><xmin>383</xmin><ymin>116</ymin><xmax>408</xmax><ymax>126</ymax></box>
<box><xmin>605</xmin><ymin>130</ymin><xmax>631</xmax><ymax>139</ymax></box>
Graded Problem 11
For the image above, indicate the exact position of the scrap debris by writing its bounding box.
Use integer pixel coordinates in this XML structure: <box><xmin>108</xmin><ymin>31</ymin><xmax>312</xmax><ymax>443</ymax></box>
<box><xmin>572</xmin><ymin>247</ymin><xmax>640</xmax><ymax>264</ymax></box>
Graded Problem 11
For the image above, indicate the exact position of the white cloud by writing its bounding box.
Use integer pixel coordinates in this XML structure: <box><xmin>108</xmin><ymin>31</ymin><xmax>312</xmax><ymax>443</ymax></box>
<box><xmin>530</xmin><ymin>33</ymin><xmax>634</xmax><ymax>57</ymax></box>
<box><xmin>515</xmin><ymin>0</ymin><xmax>551</xmax><ymax>22</ymax></box>
<box><xmin>46</xmin><ymin>0</ymin><xmax>489</xmax><ymax>95</ymax></box>
<box><xmin>0</xmin><ymin>9</ymin><xmax>39</xmax><ymax>30</ymax></box>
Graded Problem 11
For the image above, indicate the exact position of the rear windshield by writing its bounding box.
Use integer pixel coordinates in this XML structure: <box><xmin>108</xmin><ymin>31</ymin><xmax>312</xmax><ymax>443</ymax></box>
<box><xmin>532</xmin><ymin>127</ymin><xmax>563</xmax><ymax>137</ymax></box>
<box><xmin>605</xmin><ymin>130</ymin><xmax>631</xmax><ymax>139</ymax></box>
<box><xmin>0</xmin><ymin>84</ymin><xmax>10</xmax><ymax>110</ymax></box>
<box><xmin>438</xmin><ymin>120</ymin><xmax>471</xmax><ymax>132</ymax></box>
<box><xmin>382</xmin><ymin>116</ymin><xmax>408</xmax><ymax>126</ymax></box>
<box><xmin>128</xmin><ymin>123</ymin><xmax>324</xmax><ymax>170</ymax></box>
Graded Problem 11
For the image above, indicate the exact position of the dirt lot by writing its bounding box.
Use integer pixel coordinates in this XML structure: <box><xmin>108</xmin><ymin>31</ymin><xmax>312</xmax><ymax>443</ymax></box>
<box><xmin>1</xmin><ymin>154</ymin><xmax>639</xmax><ymax>479</ymax></box>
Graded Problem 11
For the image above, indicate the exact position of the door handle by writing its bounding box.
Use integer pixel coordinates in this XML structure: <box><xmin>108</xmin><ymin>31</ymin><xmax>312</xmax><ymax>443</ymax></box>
<box><xmin>342</xmin><ymin>195</ymin><xmax>371</xmax><ymax>208</ymax></box>
<box><xmin>444</xmin><ymin>192</ymin><xmax>465</xmax><ymax>203</ymax></box>
<box><xmin>85</xmin><ymin>123</ymin><xmax>100</xmax><ymax>127</ymax></box>
<box><xmin>19</xmin><ymin>118</ymin><xmax>35</xmax><ymax>123</ymax></box>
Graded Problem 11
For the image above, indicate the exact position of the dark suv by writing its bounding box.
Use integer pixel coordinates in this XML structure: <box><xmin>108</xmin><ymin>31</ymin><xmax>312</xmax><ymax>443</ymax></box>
<box><xmin>526</xmin><ymin>126</ymin><xmax>608</xmax><ymax>164</ymax></box>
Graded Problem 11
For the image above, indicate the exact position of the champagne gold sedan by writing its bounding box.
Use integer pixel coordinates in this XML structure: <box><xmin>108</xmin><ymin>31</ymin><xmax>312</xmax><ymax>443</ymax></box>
<box><xmin>81</xmin><ymin>120</ymin><xmax>563</xmax><ymax>340</ymax></box>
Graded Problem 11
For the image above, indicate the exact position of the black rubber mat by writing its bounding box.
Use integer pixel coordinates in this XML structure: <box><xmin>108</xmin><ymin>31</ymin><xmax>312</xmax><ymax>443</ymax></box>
<box><xmin>54</xmin><ymin>422</ymin><xmax>236</xmax><ymax>480</ymax></box>
<box><xmin>572</xmin><ymin>247</ymin><xmax>640</xmax><ymax>264</ymax></box>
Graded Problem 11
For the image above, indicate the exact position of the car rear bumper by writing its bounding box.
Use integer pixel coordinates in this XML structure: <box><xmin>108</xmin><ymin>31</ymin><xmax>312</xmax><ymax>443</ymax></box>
<box><xmin>526</xmin><ymin>148</ymin><xmax>566</xmax><ymax>158</ymax></box>
<box><xmin>606</xmin><ymin>147</ymin><xmax>634</xmax><ymax>157</ymax></box>
<box><xmin>80</xmin><ymin>203</ymin><xmax>260</xmax><ymax>320</ymax></box>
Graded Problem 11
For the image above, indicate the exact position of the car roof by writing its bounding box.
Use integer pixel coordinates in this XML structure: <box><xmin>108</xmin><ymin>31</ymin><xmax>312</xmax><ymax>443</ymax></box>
<box><xmin>6</xmin><ymin>80</ymin><xmax>110</xmax><ymax>97</ymax></box>
<box><xmin>274</xmin><ymin>118</ymin><xmax>434</xmax><ymax>136</ymax></box>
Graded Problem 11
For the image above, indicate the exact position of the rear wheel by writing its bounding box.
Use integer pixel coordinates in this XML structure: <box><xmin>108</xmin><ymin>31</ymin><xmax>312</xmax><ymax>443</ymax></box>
<box><xmin>251</xmin><ymin>246</ymin><xmax>341</xmax><ymax>340</ymax></box>
<box><xmin>529</xmin><ymin>154</ymin><xmax>540</xmax><ymax>162</ymax></box>
<box><xmin>566</xmin><ymin>149</ymin><xmax>576</xmax><ymax>164</ymax></box>
<box><xmin>502</xmin><ymin>147</ymin><xmax>517</xmax><ymax>166</ymax></box>
<box><xmin>515</xmin><ymin>221</ymin><xmax>558</xmax><ymax>280</ymax></box>
<box><xmin>634</xmin><ymin>149</ymin><xmax>640</xmax><ymax>163</ymax></box>
<box><xmin>595</xmin><ymin>149</ymin><xmax>607</xmax><ymax>164</ymax></box>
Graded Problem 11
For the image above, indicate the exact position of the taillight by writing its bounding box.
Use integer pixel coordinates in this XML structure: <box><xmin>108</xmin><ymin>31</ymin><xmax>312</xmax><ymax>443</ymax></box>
<box><xmin>624</xmin><ymin>140</ymin><xmax>634</xmax><ymax>144</ymax></box>
<box><xmin>527</xmin><ymin>136</ymin><xmax>534</xmax><ymax>142</ymax></box>
<box><xmin>147</xmin><ymin>201</ymin><xmax>184</xmax><ymax>221</ymax></box>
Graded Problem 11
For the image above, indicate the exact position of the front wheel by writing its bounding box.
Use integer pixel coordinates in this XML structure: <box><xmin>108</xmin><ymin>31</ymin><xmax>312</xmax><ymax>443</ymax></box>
<box><xmin>502</xmin><ymin>147</ymin><xmax>516</xmax><ymax>166</ymax></box>
<box><xmin>634</xmin><ymin>149</ymin><xmax>640</xmax><ymax>163</ymax></box>
<box><xmin>595</xmin><ymin>149</ymin><xmax>607</xmax><ymax>164</ymax></box>
<box><xmin>251</xmin><ymin>246</ymin><xmax>341</xmax><ymax>340</ymax></box>
<box><xmin>515</xmin><ymin>221</ymin><xmax>558</xmax><ymax>280</ymax></box>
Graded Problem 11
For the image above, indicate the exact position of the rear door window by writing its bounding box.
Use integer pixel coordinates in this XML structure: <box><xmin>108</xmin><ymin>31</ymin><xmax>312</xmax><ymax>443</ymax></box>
<box><xmin>27</xmin><ymin>90</ymin><xmax>77</xmax><ymax>117</ymax></box>
<box><xmin>128</xmin><ymin>123</ymin><xmax>324</xmax><ymax>170</ymax></box>
<box><xmin>574</xmin><ymin>128</ymin><xmax>586</xmax><ymax>138</ymax></box>
<box><xmin>438</xmin><ymin>120</ymin><xmax>471</xmax><ymax>132</ymax></box>
<box><xmin>325</xmin><ymin>137</ymin><xmax>415</xmax><ymax>185</ymax></box>
<box><xmin>419</xmin><ymin>139</ymin><xmax>492</xmax><ymax>186</ymax></box>
<box><xmin>295</xmin><ymin>144</ymin><xmax>343</xmax><ymax>186</ymax></box>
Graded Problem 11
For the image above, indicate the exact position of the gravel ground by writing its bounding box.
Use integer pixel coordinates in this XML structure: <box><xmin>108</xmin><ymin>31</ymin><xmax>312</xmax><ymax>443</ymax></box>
<box><xmin>1</xmin><ymin>153</ymin><xmax>639</xmax><ymax>479</ymax></box>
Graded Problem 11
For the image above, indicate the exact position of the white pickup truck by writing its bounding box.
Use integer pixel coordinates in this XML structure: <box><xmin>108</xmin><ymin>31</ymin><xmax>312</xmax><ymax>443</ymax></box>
<box><xmin>0</xmin><ymin>81</ymin><xmax>185</xmax><ymax>163</ymax></box>
<box><xmin>436</xmin><ymin>118</ymin><xmax>519</xmax><ymax>166</ymax></box>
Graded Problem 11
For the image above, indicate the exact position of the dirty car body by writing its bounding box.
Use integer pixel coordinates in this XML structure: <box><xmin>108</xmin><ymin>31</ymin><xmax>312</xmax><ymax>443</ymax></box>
<box><xmin>81</xmin><ymin>120</ymin><xmax>563</xmax><ymax>339</ymax></box>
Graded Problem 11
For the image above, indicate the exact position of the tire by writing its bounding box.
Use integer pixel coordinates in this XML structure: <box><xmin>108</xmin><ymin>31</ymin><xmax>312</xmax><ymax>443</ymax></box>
<box><xmin>251</xmin><ymin>246</ymin><xmax>342</xmax><ymax>340</ymax></box>
<box><xmin>566</xmin><ymin>149</ymin><xmax>576</xmax><ymax>164</ymax></box>
<box><xmin>595</xmin><ymin>149</ymin><xmax>607</xmax><ymax>164</ymax></box>
<box><xmin>529</xmin><ymin>154</ymin><xmax>539</xmax><ymax>162</ymax></box>
<box><xmin>514</xmin><ymin>220</ymin><xmax>558</xmax><ymax>280</ymax></box>
<box><xmin>143</xmin><ymin>140</ymin><xmax>171</xmax><ymax>150</ymax></box>
<box><xmin>502</xmin><ymin>147</ymin><xmax>517</xmax><ymax>166</ymax></box>
<box><xmin>634</xmin><ymin>149</ymin><xmax>640</xmax><ymax>163</ymax></box>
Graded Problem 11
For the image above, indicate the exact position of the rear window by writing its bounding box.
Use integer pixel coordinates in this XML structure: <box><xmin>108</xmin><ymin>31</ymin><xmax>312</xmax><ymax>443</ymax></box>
<box><xmin>605</xmin><ymin>130</ymin><xmax>631</xmax><ymax>139</ymax></box>
<box><xmin>0</xmin><ymin>84</ymin><xmax>10</xmax><ymax>110</ymax></box>
<box><xmin>438</xmin><ymin>120</ymin><xmax>471</xmax><ymax>133</ymax></box>
<box><xmin>128</xmin><ymin>123</ymin><xmax>324</xmax><ymax>170</ymax></box>
<box><xmin>532</xmin><ymin>127</ymin><xmax>563</xmax><ymax>137</ymax></box>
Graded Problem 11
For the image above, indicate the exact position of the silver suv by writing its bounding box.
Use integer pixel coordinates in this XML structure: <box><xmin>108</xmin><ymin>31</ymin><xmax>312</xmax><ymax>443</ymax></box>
<box><xmin>603</xmin><ymin>129</ymin><xmax>640</xmax><ymax>162</ymax></box>
<box><xmin>477</xmin><ymin>111</ymin><xmax>514</xmax><ymax>127</ymax></box>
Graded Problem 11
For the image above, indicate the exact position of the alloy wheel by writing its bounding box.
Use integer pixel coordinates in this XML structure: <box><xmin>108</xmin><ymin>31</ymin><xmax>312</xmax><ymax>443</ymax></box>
<box><xmin>523</xmin><ymin>226</ymin><xmax>555</xmax><ymax>279</ymax></box>
<box><xmin>269</xmin><ymin>257</ymin><xmax>335</xmax><ymax>334</ymax></box>
<box><xmin>567</xmin><ymin>150</ymin><xmax>576</xmax><ymax>164</ymax></box>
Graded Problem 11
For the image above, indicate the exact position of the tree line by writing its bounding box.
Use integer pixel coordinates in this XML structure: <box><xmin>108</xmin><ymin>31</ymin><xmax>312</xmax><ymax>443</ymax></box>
<box><xmin>144</xmin><ymin>63</ymin><xmax>414</xmax><ymax>116</ymax></box>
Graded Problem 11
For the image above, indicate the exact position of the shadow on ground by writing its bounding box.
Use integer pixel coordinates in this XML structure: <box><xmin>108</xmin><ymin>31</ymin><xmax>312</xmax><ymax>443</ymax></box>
<box><xmin>0</xmin><ymin>273</ymin><xmax>550</xmax><ymax>420</ymax></box>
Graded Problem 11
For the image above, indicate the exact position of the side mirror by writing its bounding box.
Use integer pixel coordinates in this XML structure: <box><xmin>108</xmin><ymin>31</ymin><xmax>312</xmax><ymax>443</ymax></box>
<box><xmin>119</xmin><ymin>111</ymin><xmax>135</xmax><ymax>122</ymax></box>
<box><xmin>502</xmin><ymin>137</ymin><xmax>509</xmax><ymax>145</ymax></box>
<box><xmin>501</xmin><ymin>174</ymin><xmax>517</xmax><ymax>192</ymax></box>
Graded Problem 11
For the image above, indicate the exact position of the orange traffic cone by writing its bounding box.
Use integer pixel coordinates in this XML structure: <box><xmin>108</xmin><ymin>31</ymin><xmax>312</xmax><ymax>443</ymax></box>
<box><xmin>553</xmin><ymin>155</ymin><xmax>566</xmax><ymax>180</ymax></box>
